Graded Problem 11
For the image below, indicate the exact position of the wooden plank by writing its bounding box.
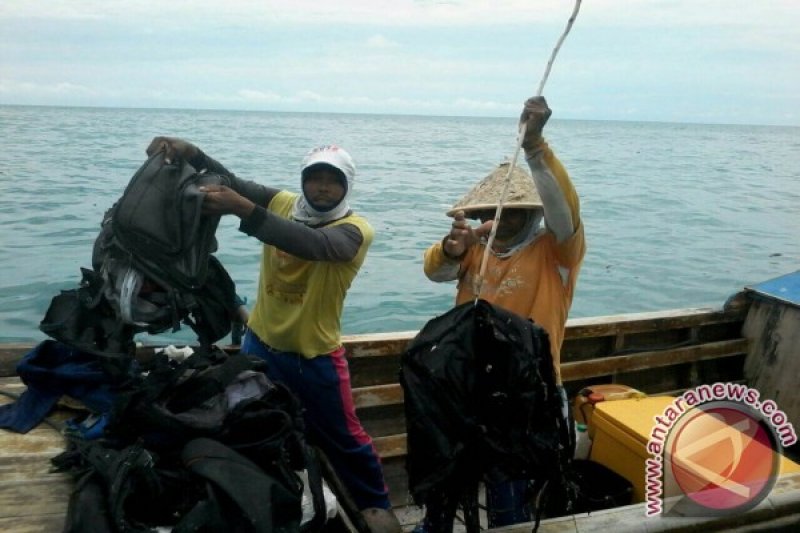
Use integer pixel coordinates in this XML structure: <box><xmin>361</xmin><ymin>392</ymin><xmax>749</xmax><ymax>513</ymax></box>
<box><xmin>695</xmin><ymin>320</ymin><xmax>744</xmax><ymax>343</ymax></box>
<box><xmin>608</xmin><ymin>356</ymin><xmax>744</xmax><ymax>396</ymax></box>
<box><xmin>373</xmin><ymin>434</ymin><xmax>408</xmax><ymax>459</ymax></box>
<box><xmin>392</xmin><ymin>504</ymin><xmax>424</xmax><ymax>530</ymax></box>
<box><xmin>0</xmin><ymin>454</ymin><xmax>65</xmax><ymax>481</ymax></box>
<box><xmin>0</xmin><ymin>376</ymin><xmax>25</xmax><ymax>396</ymax></box>
<box><xmin>565</xmin><ymin>306</ymin><xmax>747</xmax><ymax>340</ymax></box>
<box><xmin>656</xmin><ymin>379</ymin><xmax>747</xmax><ymax>398</ymax></box>
<box><xmin>342</xmin><ymin>332</ymin><xmax>416</xmax><ymax>359</ymax></box>
<box><xmin>341</xmin><ymin>304</ymin><xmax>748</xmax><ymax>358</ymax></box>
<box><xmin>561</xmin><ymin>335</ymin><xmax>615</xmax><ymax>362</ymax></box>
<box><xmin>353</xmin><ymin>383</ymin><xmax>404</xmax><ymax>409</ymax></box>
<box><xmin>0</xmin><ymin>344</ymin><xmax>29</xmax><ymax>378</ymax></box>
<box><xmin>0</xmin><ymin>426</ymin><xmax>67</xmax><ymax>457</ymax></box>
<box><xmin>0</xmin><ymin>477</ymin><xmax>71</xmax><ymax>519</ymax></box>
<box><xmin>0</xmin><ymin>304</ymin><xmax>748</xmax><ymax>374</ymax></box>
<box><xmin>610</xmin><ymin>363</ymin><xmax>691</xmax><ymax>394</ymax></box>
<box><xmin>621</xmin><ymin>327</ymin><xmax>689</xmax><ymax>354</ymax></box>
<box><xmin>358</xmin><ymin>404</ymin><xmax>406</xmax><ymax>438</ymax></box>
<box><xmin>381</xmin><ymin>456</ymin><xmax>414</xmax><ymax>509</ymax></box>
<box><xmin>0</xmin><ymin>343</ymin><xmax>31</xmax><ymax>359</ymax></box>
<box><xmin>349</xmin><ymin>339</ymin><xmax>748</xmax><ymax>410</ymax></box>
<box><xmin>560</xmin><ymin>338</ymin><xmax>748</xmax><ymax>381</ymax></box>
<box><xmin>743</xmin><ymin>300</ymin><xmax>800</xmax><ymax>431</ymax></box>
<box><xmin>348</xmin><ymin>355</ymin><xmax>403</xmax><ymax>388</ymax></box>
<box><xmin>0</xmin><ymin>514</ymin><xmax>68</xmax><ymax>533</ymax></box>
<box><xmin>694</xmin><ymin>353</ymin><xmax>746</xmax><ymax>385</ymax></box>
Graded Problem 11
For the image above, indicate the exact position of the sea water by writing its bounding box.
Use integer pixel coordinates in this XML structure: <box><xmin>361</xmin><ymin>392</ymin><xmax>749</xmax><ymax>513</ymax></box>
<box><xmin>1</xmin><ymin>105</ymin><xmax>798</xmax><ymax>345</ymax></box>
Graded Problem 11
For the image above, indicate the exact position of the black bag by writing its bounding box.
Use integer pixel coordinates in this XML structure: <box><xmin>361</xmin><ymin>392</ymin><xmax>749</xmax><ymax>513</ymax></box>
<box><xmin>38</xmin><ymin>268</ymin><xmax>135</xmax><ymax>366</ymax></box>
<box><xmin>53</xmin><ymin>351</ymin><xmax>326</xmax><ymax>533</ymax></box>
<box><xmin>110</xmin><ymin>152</ymin><xmax>229</xmax><ymax>290</ymax></box>
<box><xmin>106</xmin><ymin>349</ymin><xmax>269</xmax><ymax>445</ymax></box>
<box><xmin>57</xmin><ymin>437</ymin><xmax>292</xmax><ymax>533</ymax></box>
<box><xmin>179</xmin><ymin>438</ymin><xmax>304</xmax><ymax>533</ymax></box>
<box><xmin>400</xmin><ymin>299</ymin><xmax>574</xmax><ymax>532</ymax></box>
<box><xmin>40</xmin><ymin>153</ymin><xmax>238</xmax><ymax>355</ymax></box>
<box><xmin>401</xmin><ymin>299</ymin><xmax>568</xmax><ymax>502</ymax></box>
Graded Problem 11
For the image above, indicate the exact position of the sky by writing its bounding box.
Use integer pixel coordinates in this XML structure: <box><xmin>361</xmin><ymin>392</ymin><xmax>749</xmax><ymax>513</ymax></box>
<box><xmin>1</xmin><ymin>0</ymin><xmax>799</xmax><ymax>126</ymax></box>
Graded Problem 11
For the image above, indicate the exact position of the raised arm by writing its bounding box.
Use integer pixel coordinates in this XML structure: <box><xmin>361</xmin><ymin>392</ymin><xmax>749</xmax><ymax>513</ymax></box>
<box><xmin>519</xmin><ymin>97</ymin><xmax>581</xmax><ymax>244</ymax></box>
<box><xmin>239</xmin><ymin>208</ymin><xmax>365</xmax><ymax>262</ymax></box>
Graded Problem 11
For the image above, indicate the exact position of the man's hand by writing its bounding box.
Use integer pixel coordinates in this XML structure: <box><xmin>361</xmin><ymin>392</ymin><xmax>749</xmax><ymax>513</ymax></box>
<box><xmin>146</xmin><ymin>136</ymin><xmax>201</xmax><ymax>166</ymax></box>
<box><xmin>519</xmin><ymin>96</ymin><xmax>552</xmax><ymax>155</ymax></box>
<box><xmin>199</xmin><ymin>185</ymin><xmax>255</xmax><ymax>218</ymax></box>
<box><xmin>443</xmin><ymin>210</ymin><xmax>492</xmax><ymax>259</ymax></box>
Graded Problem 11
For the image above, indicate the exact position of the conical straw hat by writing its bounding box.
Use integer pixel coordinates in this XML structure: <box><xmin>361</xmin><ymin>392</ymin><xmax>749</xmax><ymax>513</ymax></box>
<box><xmin>446</xmin><ymin>162</ymin><xmax>542</xmax><ymax>217</ymax></box>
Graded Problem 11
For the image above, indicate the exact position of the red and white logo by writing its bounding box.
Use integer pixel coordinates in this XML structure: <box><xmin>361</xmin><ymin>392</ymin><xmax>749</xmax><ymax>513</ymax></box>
<box><xmin>662</xmin><ymin>401</ymin><xmax>779</xmax><ymax>516</ymax></box>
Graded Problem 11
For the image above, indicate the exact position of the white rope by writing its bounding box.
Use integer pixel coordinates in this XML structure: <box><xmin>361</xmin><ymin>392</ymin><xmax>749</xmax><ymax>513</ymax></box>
<box><xmin>472</xmin><ymin>0</ymin><xmax>583</xmax><ymax>301</ymax></box>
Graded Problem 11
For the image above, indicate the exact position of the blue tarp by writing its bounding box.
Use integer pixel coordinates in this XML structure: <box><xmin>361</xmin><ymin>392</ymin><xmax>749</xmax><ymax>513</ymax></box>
<box><xmin>746</xmin><ymin>270</ymin><xmax>800</xmax><ymax>308</ymax></box>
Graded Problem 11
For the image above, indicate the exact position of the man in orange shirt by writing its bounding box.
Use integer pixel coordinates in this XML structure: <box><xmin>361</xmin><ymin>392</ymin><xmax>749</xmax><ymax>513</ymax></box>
<box><xmin>421</xmin><ymin>96</ymin><xmax>585</xmax><ymax>528</ymax></box>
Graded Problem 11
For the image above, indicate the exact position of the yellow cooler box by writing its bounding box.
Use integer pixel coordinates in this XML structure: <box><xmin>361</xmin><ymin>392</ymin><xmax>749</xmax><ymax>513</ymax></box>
<box><xmin>589</xmin><ymin>396</ymin><xmax>800</xmax><ymax>503</ymax></box>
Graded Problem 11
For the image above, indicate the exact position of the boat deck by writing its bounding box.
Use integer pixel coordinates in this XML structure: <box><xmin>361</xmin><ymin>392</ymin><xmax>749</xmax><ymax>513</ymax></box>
<box><xmin>3</xmin><ymin>299</ymin><xmax>800</xmax><ymax>531</ymax></box>
<box><xmin>2</xmin><ymin>401</ymin><xmax>799</xmax><ymax>533</ymax></box>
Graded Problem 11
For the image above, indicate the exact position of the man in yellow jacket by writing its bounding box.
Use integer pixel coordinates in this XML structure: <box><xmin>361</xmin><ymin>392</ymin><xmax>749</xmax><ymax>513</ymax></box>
<box><xmin>421</xmin><ymin>96</ymin><xmax>586</xmax><ymax>528</ymax></box>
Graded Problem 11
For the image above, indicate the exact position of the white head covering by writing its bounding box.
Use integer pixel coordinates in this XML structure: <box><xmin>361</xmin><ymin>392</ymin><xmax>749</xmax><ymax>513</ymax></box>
<box><xmin>292</xmin><ymin>145</ymin><xmax>355</xmax><ymax>226</ymax></box>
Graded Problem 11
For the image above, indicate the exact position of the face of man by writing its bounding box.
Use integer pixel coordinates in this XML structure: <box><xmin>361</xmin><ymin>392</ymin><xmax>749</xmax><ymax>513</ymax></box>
<box><xmin>302</xmin><ymin>167</ymin><xmax>346</xmax><ymax>211</ymax></box>
<box><xmin>476</xmin><ymin>208</ymin><xmax>531</xmax><ymax>241</ymax></box>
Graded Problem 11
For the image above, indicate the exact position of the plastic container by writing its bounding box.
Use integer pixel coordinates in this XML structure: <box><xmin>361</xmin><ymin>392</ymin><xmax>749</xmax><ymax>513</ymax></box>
<box><xmin>590</xmin><ymin>396</ymin><xmax>673</xmax><ymax>502</ymax></box>
<box><xmin>591</xmin><ymin>396</ymin><xmax>800</xmax><ymax>503</ymax></box>
<box><xmin>574</xmin><ymin>422</ymin><xmax>592</xmax><ymax>459</ymax></box>
<box><xmin>572</xmin><ymin>384</ymin><xmax>646</xmax><ymax>439</ymax></box>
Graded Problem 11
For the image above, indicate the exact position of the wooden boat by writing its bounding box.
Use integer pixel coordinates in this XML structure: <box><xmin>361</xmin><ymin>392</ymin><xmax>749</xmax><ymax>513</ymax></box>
<box><xmin>2</xmin><ymin>275</ymin><xmax>800</xmax><ymax>532</ymax></box>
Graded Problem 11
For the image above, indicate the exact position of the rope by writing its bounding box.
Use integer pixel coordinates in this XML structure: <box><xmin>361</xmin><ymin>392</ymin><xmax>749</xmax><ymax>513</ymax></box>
<box><xmin>472</xmin><ymin>0</ymin><xmax>583</xmax><ymax>301</ymax></box>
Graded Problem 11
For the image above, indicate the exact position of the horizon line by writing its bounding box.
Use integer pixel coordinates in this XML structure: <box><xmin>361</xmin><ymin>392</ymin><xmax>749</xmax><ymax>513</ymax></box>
<box><xmin>1</xmin><ymin>102</ymin><xmax>797</xmax><ymax>129</ymax></box>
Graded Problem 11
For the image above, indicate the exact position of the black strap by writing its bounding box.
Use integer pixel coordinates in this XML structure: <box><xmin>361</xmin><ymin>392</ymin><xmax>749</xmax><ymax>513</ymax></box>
<box><xmin>314</xmin><ymin>446</ymin><xmax>372</xmax><ymax>533</ymax></box>
<box><xmin>300</xmin><ymin>445</ymin><xmax>327</xmax><ymax>533</ymax></box>
<box><xmin>181</xmin><ymin>437</ymin><xmax>301</xmax><ymax>533</ymax></box>
<box><xmin>173</xmin><ymin>492</ymin><xmax>227</xmax><ymax>533</ymax></box>
<box><xmin>462</xmin><ymin>482</ymin><xmax>480</xmax><ymax>533</ymax></box>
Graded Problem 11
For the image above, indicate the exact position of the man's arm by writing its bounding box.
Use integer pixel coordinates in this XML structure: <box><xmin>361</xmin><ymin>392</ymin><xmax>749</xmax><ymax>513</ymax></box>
<box><xmin>423</xmin><ymin>240</ymin><xmax>462</xmax><ymax>282</ymax></box>
<box><xmin>239</xmin><ymin>209</ymin><xmax>364</xmax><ymax>262</ymax></box>
<box><xmin>519</xmin><ymin>97</ymin><xmax>581</xmax><ymax>244</ymax></box>
<box><xmin>423</xmin><ymin>210</ymin><xmax>491</xmax><ymax>282</ymax></box>
<box><xmin>525</xmin><ymin>142</ymin><xmax>579</xmax><ymax>243</ymax></box>
<box><xmin>198</xmin><ymin>183</ymin><xmax>365</xmax><ymax>262</ymax></box>
<box><xmin>196</xmin><ymin>151</ymin><xmax>281</xmax><ymax>208</ymax></box>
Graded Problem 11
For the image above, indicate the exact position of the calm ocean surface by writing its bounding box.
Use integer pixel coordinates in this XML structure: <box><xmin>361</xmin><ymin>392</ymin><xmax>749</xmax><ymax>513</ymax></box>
<box><xmin>1</xmin><ymin>105</ymin><xmax>798</xmax><ymax>345</ymax></box>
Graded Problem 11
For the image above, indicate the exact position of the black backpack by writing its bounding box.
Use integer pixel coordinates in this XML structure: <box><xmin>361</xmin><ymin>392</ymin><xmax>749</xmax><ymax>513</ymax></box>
<box><xmin>109</xmin><ymin>151</ymin><xmax>228</xmax><ymax>290</ymax></box>
<box><xmin>400</xmin><ymin>299</ymin><xmax>575</xmax><ymax>532</ymax></box>
<box><xmin>40</xmin><ymin>153</ymin><xmax>238</xmax><ymax>368</ymax></box>
<box><xmin>53</xmin><ymin>349</ymin><xmax>327</xmax><ymax>533</ymax></box>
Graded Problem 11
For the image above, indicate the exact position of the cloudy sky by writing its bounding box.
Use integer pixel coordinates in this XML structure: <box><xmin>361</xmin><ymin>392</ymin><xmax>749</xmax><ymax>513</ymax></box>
<box><xmin>1</xmin><ymin>0</ymin><xmax>798</xmax><ymax>125</ymax></box>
